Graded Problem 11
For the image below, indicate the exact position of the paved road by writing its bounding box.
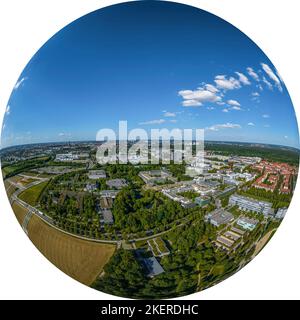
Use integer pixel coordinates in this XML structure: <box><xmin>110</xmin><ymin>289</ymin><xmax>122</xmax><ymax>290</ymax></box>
<box><xmin>11</xmin><ymin>175</ymin><xmax>199</xmax><ymax>245</ymax></box>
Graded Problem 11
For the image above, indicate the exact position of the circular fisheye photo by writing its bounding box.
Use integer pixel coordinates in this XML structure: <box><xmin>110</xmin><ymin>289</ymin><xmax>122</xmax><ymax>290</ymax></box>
<box><xmin>1</xmin><ymin>1</ymin><xmax>299</xmax><ymax>299</ymax></box>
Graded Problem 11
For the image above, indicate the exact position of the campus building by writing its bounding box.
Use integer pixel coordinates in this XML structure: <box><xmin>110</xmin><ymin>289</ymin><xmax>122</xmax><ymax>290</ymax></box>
<box><xmin>88</xmin><ymin>170</ymin><xmax>106</xmax><ymax>179</ymax></box>
<box><xmin>236</xmin><ymin>216</ymin><xmax>258</xmax><ymax>231</ymax></box>
<box><xmin>205</xmin><ymin>209</ymin><xmax>234</xmax><ymax>227</ymax></box>
<box><xmin>229</xmin><ymin>194</ymin><xmax>274</xmax><ymax>216</ymax></box>
<box><xmin>106</xmin><ymin>178</ymin><xmax>128</xmax><ymax>189</ymax></box>
<box><xmin>275</xmin><ymin>207</ymin><xmax>288</xmax><ymax>219</ymax></box>
<box><xmin>138</xmin><ymin>169</ymin><xmax>172</xmax><ymax>184</ymax></box>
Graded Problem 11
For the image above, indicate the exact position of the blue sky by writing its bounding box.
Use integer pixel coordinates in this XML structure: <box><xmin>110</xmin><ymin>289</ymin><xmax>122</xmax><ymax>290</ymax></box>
<box><xmin>1</xmin><ymin>0</ymin><xmax>299</xmax><ymax>148</ymax></box>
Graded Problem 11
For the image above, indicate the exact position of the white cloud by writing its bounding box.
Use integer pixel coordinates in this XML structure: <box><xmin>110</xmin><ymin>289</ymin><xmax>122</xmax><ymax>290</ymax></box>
<box><xmin>179</xmin><ymin>86</ymin><xmax>221</xmax><ymax>107</ymax></box>
<box><xmin>206</xmin><ymin>106</ymin><xmax>215</xmax><ymax>110</ymax></box>
<box><xmin>262</xmin><ymin>114</ymin><xmax>270</xmax><ymax>118</ymax></box>
<box><xmin>251</xmin><ymin>92</ymin><xmax>260</xmax><ymax>102</ymax></box>
<box><xmin>14</xmin><ymin>77</ymin><xmax>28</xmax><ymax>90</ymax></box>
<box><xmin>204</xmin><ymin>84</ymin><xmax>219</xmax><ymax>93</ymax></box>
<box><xmin>169</xmin><ymin>119</ymin><xmax>177</xmax><ymax>123</ymax></box>
<box><xmin>247</xmin><ymin>122</ymin><xmax>255</xmax><ymax>126</ymax></box>
<box><xmin>222</xmin><ymin>108</ymin><xmax>229</xmax><ymax>113</ymax></box>
<box><xmin>5</xmin><ymin>105</ymin><xmax>10</xmax><ymax>115</ymax></box>
<box><xmin>206</xmin><ymin>122</ymin><xmax>241</xmax><ymax>131</ymax></box>
<box><xmin>262</xmin><ymin>76</ymin><xmax>273</xmax><ymax>90</ymax></box>
<box><xmin>235</xmin><ymin>72</ymin><xmax>251</xmax><ymax>85</ymax></box>
<box><xmin>214</xmin><ymin>75</ymin><xmax>241</xmax><ymax>90</ymax></box>
<box><xmin>231</xmin><ymin>106</ymin><xmax>242</xmax><ymax>111</ymax></box>
<box><xmin>182</xmin><ymin>99</ymin><xmax>202</xmax><ymax>107</ymax></box>
<box><xmin>284</xmin><ymin>135</ymin><xmax>288</xmax><ymax>139</ymax></box>
<box><xmin>261</xmin><ymin>63</ymin><xmax>283</xmax><ymax>92</ymax></box>
<box><xmin>227</xmin><ymin>99</ymin><xmax>241</xmax><ymax>107</ymax></box>
<box><xmin>257</xmin><ymin>84</ymin><xmax>264</xmax><ymax>91</ymax></box>
<box><xmin>264</xmin><ymin>124</ymin><xmax>271</xmax><ymax>128</ymax></box>
<box><xmin>163</xmin><ymin>112</ymin><xmax>176</xmax><ymax>117</ymax></box>
<box><xmin>247</xmin><ymin>67</ymin><xmax>260</xmax><ymax>81</ymax></box>
<box><xmin>139</xmin><ymin>119</ymin><xmax>165</xmax><ymax>125</ymax></box>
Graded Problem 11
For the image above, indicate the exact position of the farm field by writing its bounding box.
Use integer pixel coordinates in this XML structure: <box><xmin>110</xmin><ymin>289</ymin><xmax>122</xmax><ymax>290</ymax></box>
<box><xmin>4</xmin><ymin>180</ymin><xmax>18</xmax><ymax>198</ymax></box>
<box><xmin>12</xmin><ymin>202</ymin><xmax>29</xmax><ymax>226</ymax></box>
<box><xmin>19</xmin><ymin>181</ymin><xmax>49</xmax><ymax>206</ymax></box>
<box><xmin>27</xmin><ymin>215</ymin><xmax>116</xmax><ymax>285</ymax></box>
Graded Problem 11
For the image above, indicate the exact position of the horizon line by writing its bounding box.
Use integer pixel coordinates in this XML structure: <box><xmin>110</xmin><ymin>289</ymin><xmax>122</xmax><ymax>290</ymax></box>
<box><xmin>1</xmin><ymin>138</ymin><xmax>299</xmax><ymax>153</ymax></box>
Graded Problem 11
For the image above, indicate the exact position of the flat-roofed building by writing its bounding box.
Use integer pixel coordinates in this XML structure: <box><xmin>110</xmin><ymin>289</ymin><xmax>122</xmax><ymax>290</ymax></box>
<box><xmin>236</xmin><ymin>216</ymin><xmax>258</xmax><ymax>231</ymax></box>
<box><xmin>102</xmin><ymin>209</ymin><xmax>114</xmax><ymax>224</ymax></box>
<box><xmin>143</xmin><ymin>257</ymin><xmax>164</xmax><ymax>277</ymax></box>
<box><xmin>55</xmin><ymin>153</ymin><xmax>79</xmax><ymax>162</ymax></box>
<box><xmin>106</xmin><ymin>178</ymin><xmax>128</xmax><ymax>189</ymax></box>
<box><xmin>195</xmin><ymin>196</ymin><xmax>210</xmax><ymax>207</ymax></box>
<box><xmin>205</xmin><ymin>209</ymin><xmax>234</xmax><ymax>227</ymax></box>
<box><xmin>229</xmin><ymin>194</ymin><xmax>274</xmax><ymax>216</ymax></box>
<box><xmin>88</xmin><ymin>170</ymin><xmax>106</xmax><ymax>179</ymax></box>
<box><xmin>215</xmin><ymin>185</ymin><xmax>236</xmax><ymax>198</ymax></box>
<box><xmin>138</xmin><ymin>169</ymin><xmax>172</xmax><ymax>184</ymax></box>
<box><xmin>231</xmin><ymin>226</ymin><xmax>245</xmax><ymax>235</ymax></box>
<box><xmin>85</xmin><ymin>183</ymin><xmax>98</xmax><ymax>192</ymax></box>
<box><xmin>224</xmin><ymin>230</ymin><xmax>240</xmax><ymax>241</ymax></box>
<box><xmin>100</xmin><ymin>190</ymin><xmax>119</xmax><ymax>198</ymax></box>
<box><xmin>216</xmin><ymin>235</ymin><xmax>234</xmax><ymax>247</ymax></box>
<box><xmin>275</xmin><ymin>207</ymin><xmax>288</xmax><ymax>219</ymax></box>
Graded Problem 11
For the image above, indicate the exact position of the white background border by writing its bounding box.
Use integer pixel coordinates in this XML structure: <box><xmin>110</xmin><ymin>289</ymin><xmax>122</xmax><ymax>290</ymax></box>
<box><xmin>0</xmin><ymin>0</ymin><xmax>299</xmax><ymax>300</ymax></box>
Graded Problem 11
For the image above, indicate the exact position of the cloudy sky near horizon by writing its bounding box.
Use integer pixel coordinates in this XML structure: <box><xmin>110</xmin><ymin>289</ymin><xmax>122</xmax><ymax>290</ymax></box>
<box><xmin>1</xmin><ymin>1</ymin><xmax>299</xmax><ymax>149</ymax></box>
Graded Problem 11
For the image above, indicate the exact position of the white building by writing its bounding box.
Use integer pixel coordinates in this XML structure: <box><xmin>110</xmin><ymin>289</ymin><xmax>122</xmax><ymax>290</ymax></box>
<box><xmin>88</xmin><ymin>170</ymin><xmax>106</xmax><ymax>179</ymax></box>
<box><xmin>229</xmin><ymin>194</ymin><xmax>274</xmax><ymax>216</ymax></box>
<box><xmin>275</xmin><ymin>207</ymin><xmax>288</xmax><ymax>219</ymax></box>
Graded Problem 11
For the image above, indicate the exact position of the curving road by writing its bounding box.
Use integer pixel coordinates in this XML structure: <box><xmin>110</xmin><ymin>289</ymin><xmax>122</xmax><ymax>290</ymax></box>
<box><xmin>11</xmin><ymin>177</ymin><xmax>191</xmax><ymax>245</ymax></box>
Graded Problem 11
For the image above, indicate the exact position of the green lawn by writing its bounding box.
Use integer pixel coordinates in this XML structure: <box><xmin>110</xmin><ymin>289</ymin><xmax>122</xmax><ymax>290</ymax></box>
<box><xmin>19</xmin><ymin>181</ymin><xmax>49</xmax><ymax>206</ymax></box>
<box><xmin>155</xmin><ymin>237</ymin><xmax>169</xmax><ymax>254</ymax></box>
<box><xmin>211</xmin><ymin>264</ymin><xmax>225</xmax><ymax>276</ymax></box>
<box><xmin>2</xmin><ymin>167</ymin><xmax>15</xmax><ymax>178</ymax></box>
<box><xmin>148</xmin><ymin>239</ymin><xmax>160</xmax><ymax>256</ymax></box>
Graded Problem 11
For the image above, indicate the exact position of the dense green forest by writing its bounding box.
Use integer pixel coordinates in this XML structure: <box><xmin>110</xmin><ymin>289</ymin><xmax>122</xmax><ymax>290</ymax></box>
<box><xmin>205</xmin><ymin>142</ymin><xmax>299</xmax><ymax>165</ymax></box>
<box><xmin>112</xmin><ymin>187</ymin><xmax>187</xmax><ymax>233</ymax></box>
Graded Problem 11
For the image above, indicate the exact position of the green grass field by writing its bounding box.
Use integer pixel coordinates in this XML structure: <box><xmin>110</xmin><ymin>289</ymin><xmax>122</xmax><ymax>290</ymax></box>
<box><xmin>20</xmin><ymin>178</ymin><xmax>38</xmax><ymax>186</ymax></box>
<box><xmin>19</xmin><ymin>181</ymin><xmax>49</xmax><ymax>206</ymax></box>
<box><xmin>2</xmin><ymin>167</ymin><xmax>15</xmax><ymax>178</ymax></box>
<box><xmin>155</xmin><ymin>237</ymin><xmax>169</xmax><ymax>253</ymax></box>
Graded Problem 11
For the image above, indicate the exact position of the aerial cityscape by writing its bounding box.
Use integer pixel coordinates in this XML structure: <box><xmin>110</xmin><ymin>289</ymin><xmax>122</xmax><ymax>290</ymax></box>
<box><xmin>1</xmin><ymin>140</ymin><xmax>298</xmax><ymax>298</ymax></box>
<box><xmin>0</xmin><ymin>1</ymin><xmax>299</xmax><ymax>298</ymax></box>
